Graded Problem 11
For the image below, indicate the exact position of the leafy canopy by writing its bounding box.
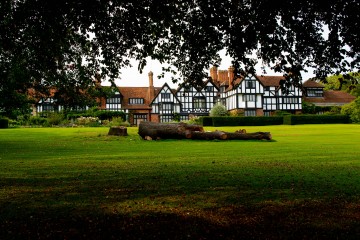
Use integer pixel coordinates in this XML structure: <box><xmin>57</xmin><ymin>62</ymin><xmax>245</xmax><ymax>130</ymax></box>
<box><xmin>1</xmin><ymin>0</ymin><xmax>359</xmax><ymax>116</ymax></box>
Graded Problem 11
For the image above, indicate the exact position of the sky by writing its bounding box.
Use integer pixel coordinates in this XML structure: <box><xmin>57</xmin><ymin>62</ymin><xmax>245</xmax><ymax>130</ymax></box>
<box><xmin>110</xmin><ymin>50</ymin><xmax>316</xmax><ymax>88</ymax></box>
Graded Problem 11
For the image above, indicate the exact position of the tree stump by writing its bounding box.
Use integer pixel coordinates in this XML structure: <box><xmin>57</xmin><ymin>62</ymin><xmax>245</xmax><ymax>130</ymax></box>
<box><xmin>108</xmin><ymin>126</ymin><xmax>128</xmax><ymax>136</ymax></box>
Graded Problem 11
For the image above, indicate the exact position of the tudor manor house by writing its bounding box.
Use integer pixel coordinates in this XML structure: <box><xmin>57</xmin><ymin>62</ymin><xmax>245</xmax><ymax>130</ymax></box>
<box><xmin>35</xmin><ymin>66</ymin><xmax>356</xmax><ymax>126</ymax></box>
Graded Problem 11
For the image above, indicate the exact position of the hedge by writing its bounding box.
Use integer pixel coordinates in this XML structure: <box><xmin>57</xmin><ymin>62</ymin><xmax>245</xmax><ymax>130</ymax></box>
<box><xmin>201</xmin><ymin>115</ymin><xmax>350</xmax><ymax>126</ymax></box>
<box><xmin>0</xmin><ymin>118</ymin><xmax>9</xmax><ymax>128</ymax></box>
<box><xmin>201</xmin><ymin>116</ymin><xmax>283</xmax><ymax>126</ymax></box>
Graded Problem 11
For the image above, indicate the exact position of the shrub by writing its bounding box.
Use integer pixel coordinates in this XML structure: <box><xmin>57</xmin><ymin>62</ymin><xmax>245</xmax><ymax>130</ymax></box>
<box><xmin>108</xmin><ymin>117</ymin><xmax>130</xmax><ymax>127</ymax></box>
<box><xmin>273</xmin><ymin>110</ymin><xmax>291</xmax><ymax>116</ymax></box>
<box><xmin>185</xmin><ymin>116</ymin><xmax>202</xmax><ymax>125</ymax></box>
<box><xmin>47</xmin><ymin>112</ymin><xmax>65</xmax><ymax>126</ymax></box>
<box><xmin>76</xmin><ymin>116</ymin><xmax>99</xmax><ymax>126</ymax></box>
<box><xmin>173</xmin><ymin>112</ymin><xmax>180</xmax><ymax>122</ymax></box>
<box><xmin>16</xmin><ymin>114</ymin><xmax>30</xmax><ymax>126</ymax></box>
<box><xmin>341</xmin><ymin>98</ymin><xmax>360</xmax><ymax>123</ymax></box>
<box><xmin>209</xmin><ymin>103</ymin><xmax>229</xmax><ymax>117</ymax></box>
<box><xmin>29</xmin><ymin>116</ymin><xmax>48</xmax><ymax>126</ymax></box>
<box><xmin>95</xmin><ymin>111</ymin><xmax>126</xmax><ymax>121</ymax></box>
<box><xmin>302</xmin><ymin>102</ymin><xmax>317</xmax><ymax>114</ymax></box>
<box><xmin>229</xmin><ymin>109</ymin><xmax>244</xmax><ymax>117</ymax></box>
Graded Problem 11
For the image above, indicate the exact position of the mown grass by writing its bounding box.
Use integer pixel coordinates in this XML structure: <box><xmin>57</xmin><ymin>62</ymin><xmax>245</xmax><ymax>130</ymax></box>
<box><xmin>1</xmin><ymin>125</ymin><xmax>360</xmax><ymax>239</ymax></box>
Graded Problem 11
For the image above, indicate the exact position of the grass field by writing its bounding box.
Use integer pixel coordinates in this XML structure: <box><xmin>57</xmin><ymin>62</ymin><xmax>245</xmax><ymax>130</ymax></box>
<box><xmin>1</xmin><ymin>124</ymin><xmax>360</xmax><ymax>239</ymax></box>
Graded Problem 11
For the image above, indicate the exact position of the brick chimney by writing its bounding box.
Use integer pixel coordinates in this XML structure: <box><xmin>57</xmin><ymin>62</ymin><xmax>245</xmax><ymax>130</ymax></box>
<box><xmin>210</xmin><ymin>66</ymin><xmax>218</xmax><ymax>82</ymax></box>
<box><xmin>148</xmin><ymin>71</ymin><xmax>155</xmax><ymax>102</ymax></box>
<box><xmin>228</xmin><ymin>66</ymin><xmax>235</xmax><ymax>86</ymax></box>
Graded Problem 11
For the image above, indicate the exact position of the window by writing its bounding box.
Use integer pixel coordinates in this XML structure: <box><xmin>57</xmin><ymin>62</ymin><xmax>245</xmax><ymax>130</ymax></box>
<box><xmin>245</xmin><ymin>110</ymin><xmax>256</xmax><ymax>116</ymax></box>
<box><xmin>161</xmin><ymin>93</ymin><xmax>171</xmax><ymax>99</ymax></box>
<box><xmin>129</xmin><ymin>98</ymin><xmax>144</xmax><ymax>104</ymax></box>
<box><xmin>193</xmin><ymin>97</ymin><xmax>206</xmax><ymax>109</ymax></box>
<box><xmin>307</xmin><ymin>89</ymin><xmax>323</xmax><ymax>97</ymax></box>
<box><xmin>106</xmin><ymin>94</ymin><xmax>121</xmax><ymax>111</ymax></box>
<box><xmin>160</xmin><ymin>115</ymin><xmax>174</xmax><ymax>123</ymax></box>
<box><xmin>205</xmin><ymin>86</ymin><xmax>214</xmax><ymax>92</ymax></box>
<box><xmin>264</xmin><ymin>98</ymin><xmax>276</xmax><ymax>104</ymax></box>
<box><xmin>133</xmin><ymin>114</ymin><xmax>147</xmax><ymax>126</ymax></box>
<box><xmin>42</xmin><ymin>103</ymin><xmax>56</xmax><ymax>112</ymax></box>
<box><xmin>263</xmin><ymin>111</ymin><xmax>271</xmax><ymax>116</ymax></box>
<box><xmin>40</xmin><ymin>98</ymin><xmax>57</xmax><ymax>112</ymax></box>
<box><xmin>283</xmin><ymin>97</ymin><xmax>299</xmax><ymax>104</ymax></box>
<box><xmin>159</xmin><ymin>103</ymin><xmax>173</xmax><ymax>111</ymax></box>
<box><xmin>71</xmin><ymin>106</ymin><xmax>87</xmax><ymax>112</ymax></box>
<box><xmin>243</xmin><ymin>94</ymin><xmax>256</xmax><ymax>102</ymax></box>
<box><xmin>245</xmin><ymin>79</ymin><xmax>256</xmax><ymax>89</ymax></box>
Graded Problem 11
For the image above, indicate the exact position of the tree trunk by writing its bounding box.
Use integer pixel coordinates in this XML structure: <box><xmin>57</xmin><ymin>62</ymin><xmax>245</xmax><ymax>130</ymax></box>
<box><xmin>226</xmin><ymin>131</ymin><xmax>272</xmax><ymax>140</ymax></box>
<box><xmin>108</xmin><ymin>126</ymin><xmax>128</xmax><ymax>136</ymax></box>
<box><xmin>187</xmin><ymin>131</ymin><xmax>228</xmax><ymax>140</ymax></box>
<box><xmin>138</xmin><ymin>122</ymin><xmax>271</xmax><ymax>141</ymax></box>
<box><xmin>138</xmin><ymin>122</ymin><xmax>204</xmax><ymax>140</ymax></box>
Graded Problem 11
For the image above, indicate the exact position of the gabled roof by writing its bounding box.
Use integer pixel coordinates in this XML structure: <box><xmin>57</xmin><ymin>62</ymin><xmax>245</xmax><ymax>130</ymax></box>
<box><xmin>150</xmin><ymin>83</ymin><xmax>181</xmax><ymax>105</ymax></box>
<box><xmin>203</xmin><ymin>78</ymin><xmax>220</xmax><ymax>91</ymax></box>
<box><xmin>118</xmin><ymin>87</ymin><xmax>161</xmax><ymax>110</ymax></box>
<box><xmin>257</xmin><ymin>75</ymin><xmax>285</xmax><ymax>87</ymax></box>
<box><xmin>303</xmin><ymin>79</ymin><xmax>325</xmax><ymax>88</ymax></box>
<box><xmin>304</xmin><ymin>90</ymin><xmax>355</xmax><ymax>106</ymax></box>
<box><xmin>225</xmin><ymin>74</ymin><xmax>284</xmax><ymax>91</ymax></box>
<box><xmin>176</xmin><ymin>78</ymin><xmax>219</xmax><ymax>93</ymax></box>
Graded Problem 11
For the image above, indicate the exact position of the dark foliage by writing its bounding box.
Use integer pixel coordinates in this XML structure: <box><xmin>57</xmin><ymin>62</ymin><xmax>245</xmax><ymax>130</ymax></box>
<box><xmin>1</xmin><ymin>0</ymin><xmax>359</xmax><ymax>116</ymax></box>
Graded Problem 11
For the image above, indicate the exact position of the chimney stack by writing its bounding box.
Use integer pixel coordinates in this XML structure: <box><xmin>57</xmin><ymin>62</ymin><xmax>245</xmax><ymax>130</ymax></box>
<box><xmin>148</xmin><ymin>71</ymin><xmax>154</xmax><ymax>87</ymax></box>
<box><xmin>148</xmin><ymin>71</ymin><xmax>155</xmax><ymax>102</ymax></box>
<box><xmin>228</xmin><ymin>66</ymin><xmax>235</xmax><ymax>86</ymax></box>
<box><xmin>210</xmin><ymin>66</ymin><xmax>218</xmax><ymax>82</ymax></box>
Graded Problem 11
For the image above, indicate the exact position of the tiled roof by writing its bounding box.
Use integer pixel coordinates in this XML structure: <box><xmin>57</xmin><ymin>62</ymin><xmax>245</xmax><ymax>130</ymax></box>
<box><xmin>303</xmin><ymin>79</ymin><xmax>324</xmax><ymax>88</ymax></box>
<box><xmin>257</xmin><ymin>75</ymin><xmax>285</xmax><ymax>87</ymax></box>
<box><xmin>224</xmin><ymin>75</ymin><xmax>285</xmax><ymax>91</ymax></box>
<box><xmin>119</xmin><ymin>87</ymin><xmax>161</xmax><ymax>110</ymax></box>
<box><xmin>304</xmin><ymin>90</ymin><xmax>355</xmax><ymax>106</ymax></box>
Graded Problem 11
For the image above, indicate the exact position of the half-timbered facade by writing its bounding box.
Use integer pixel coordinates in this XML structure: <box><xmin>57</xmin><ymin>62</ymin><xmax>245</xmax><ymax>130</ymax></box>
<box><xmin>218</xmin><ymin>72</ymin><xmax>302</xmax><ymax>116</ymax></box>
<box><xmin>175</xmin><ymin>79</ymin><xmax>219</xmax><ymax>121</ymax></box>
<box><xmin>33</xmin><ymin>66</ymin><xmax>356</xmax><ymax>124</ymax></box>
<box><xmin>150</xmin><ymin>83</ymin><xmax>181</xmax><ymax>122</ymax></box>
<box><xmin>222</xmin><ymin>75</ymin><xmax>265</xmax><ymax>116</ymax></box>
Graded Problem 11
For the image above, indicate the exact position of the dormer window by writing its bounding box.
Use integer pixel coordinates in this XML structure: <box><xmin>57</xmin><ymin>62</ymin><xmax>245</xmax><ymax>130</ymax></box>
<box><xmin>106</xmin><ymin>94</ymin><xmax>121</xmax><ymax>111</ymax></box>
<box><xmin>161</xmin><ymin>93</ymin><xmax>171</xmax><ymax>99</ymax></box>
<box><xmin>129</xmin><ymin>98</ymin><xmax>144</xmax><ymax>104</ymax></box>
<box><xmin>306</xmin><ymin>89</ymin><xmax>323</xmax><ymax>97</ymax></box>
<box><xmin>245</xmin><ymin>79</ymin><xmax>256</xmax><ymax>89</ymax></box>
<box><xmin>205</xmin><ymin>86</ymin><xmax>214</xmax><ymax>92</ymax></box>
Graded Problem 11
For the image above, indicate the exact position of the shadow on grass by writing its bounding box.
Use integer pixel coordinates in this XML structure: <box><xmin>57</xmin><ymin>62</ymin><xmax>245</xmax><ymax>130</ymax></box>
<box><xmin>1</xmin><ymin>172</ymin><xmax>360</xmax><ymax>239</ymax></box>
<box><xmin>0</xmin><ymin>202</ymin><xmax>360</xmax><ymax>239</ymax></box>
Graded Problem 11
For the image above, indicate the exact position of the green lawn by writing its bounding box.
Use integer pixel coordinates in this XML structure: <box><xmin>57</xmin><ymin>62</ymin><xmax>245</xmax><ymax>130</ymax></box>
<box><xmin>1</xmin><ymin>125</ymin><xmax>360</xmax><ymax>239</ymax></box>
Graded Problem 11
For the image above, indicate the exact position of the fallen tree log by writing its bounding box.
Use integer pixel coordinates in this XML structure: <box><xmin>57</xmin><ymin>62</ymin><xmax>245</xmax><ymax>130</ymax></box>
<box><xmin>226</xmin><ymin>131</ymin><xmax>272</xmax><ymax>140</ymax></box>
<box><xmin>138</xmin><ymin>122</ymin><xmax>204</xmax><ymax>140</ymax></box>
<box><xmin>138</xmin><ymin>122</ymin><xmax>272</xmax><ymax>141</ymax></box>
<box><xmin>187</xmin><ymin>130</ymin><xmax>228</xmax><ymax>140</ymax></box>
